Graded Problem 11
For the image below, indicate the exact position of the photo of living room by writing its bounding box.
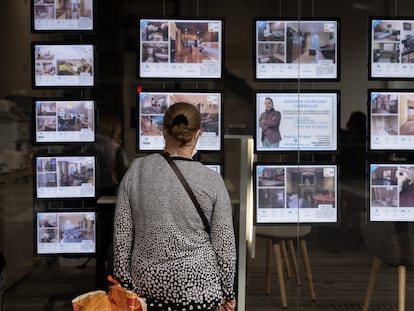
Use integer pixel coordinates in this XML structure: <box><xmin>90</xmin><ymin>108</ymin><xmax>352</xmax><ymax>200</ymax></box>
<box><xmin>170</xmin><ymin>94</ymin><xmax>220</xmax><ymax>135</ymax></box>
<box><xmin>56</xmin><ymin>102</ymin><xmax>93</xmax><ymax>132</ymax></box>
<box><xmin>57</xmin><ymin>157</ymin><xmax>94</xmax><ymax>187</ymax></box>
<box><xmin>399</xmin><ymin>94</ymin><xmax>414</xmax><ymax>135</ymax></box>
<box><xmin>285</xmin><ymin>21</ymin><xmax>336</xmax><ymax>64</ymax></box>
<box><xmin>285</xmin><ymin>166</ymin><xmax>336</xmax><ymax>209</ymax></box>
<box><xmin>171</xmin><ymin>21</ymin><xmax>220</xmax><ymax>63</ymax></box>
<box><xmin>140</xmin><ymin>95</ymin><xmax>169</xmax><ymax>114</ymax></box>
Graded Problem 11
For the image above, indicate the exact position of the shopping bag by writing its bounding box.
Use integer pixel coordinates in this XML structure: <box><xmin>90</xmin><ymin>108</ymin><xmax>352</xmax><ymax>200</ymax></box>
<box><xmin>72</xmin><ymin>275</ymin><xmax>147</xmax><ymax>311</ymax></box>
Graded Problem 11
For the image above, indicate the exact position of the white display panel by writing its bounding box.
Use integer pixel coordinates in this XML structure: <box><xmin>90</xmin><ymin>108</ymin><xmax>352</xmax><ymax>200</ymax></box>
<box><xmin>370</xmin><ymin>163</ymin><xmax>414</xmax><ymax>221</ymax></box>
<box><xmin>35</xmin><ymin>155</ymin><xmax>96</xmax><ymax>199</ymax></box>
<box><xmin>255</xmin><ymin>91</ymin><xmax>338</xmax><ymax>152</ymax></box>
<box><xmin>369</xmin><ymin>18</ymin><xmax>414</xmax><ymax>79</ymax></box>
<box><xmin>369</xmin><ymin>90</ymin><xmax>414</xmax><ymax>150</ymax></box>
<box><xmin>138</xmin><ymin>91</ymin><xmax>222</xmax><ymax>152</ymax></box>
<box><xmin>204</xmin><ymin>163</ymin><xmax>223</xmax><ymax>175</ymax></box>
<box><xmin>138</xmin><ymin>18</ymin><xmax>223</xmax><ymax>79</ymax></box>
<box><xmin>255</xmin><ymin>19</ymin><xmax>339</xmax><ymax>80</ymax></box>
<box><xmin>33</xmin><ymin>43</ymin><xmax>95</xmax><ymax>87</ymax></box>
<box><xmin>36</xmin><ymin>210</ymin><xmax>96</xmax><ymax>255</ymax></box>
<box><xmin>32</xmin><ymin>0</ymin><xmax>94</xmax><ymax>32</ymax></box>
<box><xmin>255</xmin><ymin>164</ymin><xmax>338</xmax><ymax>224</ymax></box>
<box><xmin>34</xmin><ymin>99</ymin><xmax>95</xmax><ymax>143</ymax></box>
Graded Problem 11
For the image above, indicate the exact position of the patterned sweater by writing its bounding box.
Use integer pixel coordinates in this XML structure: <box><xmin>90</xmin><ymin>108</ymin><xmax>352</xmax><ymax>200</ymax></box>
<box><xmin>113</xmin><ymin>153</ymin><xmax>237</xmax><ymax>311</ymax></box>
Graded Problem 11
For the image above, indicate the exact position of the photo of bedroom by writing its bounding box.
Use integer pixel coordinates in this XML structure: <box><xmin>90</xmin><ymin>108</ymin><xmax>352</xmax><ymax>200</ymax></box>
<box><xmin>373</xmin><ymin>21</ymin><xmax>401</xmax><ymax>41</ymax></box>
<box><xmin>399</xmin><ymin>93</ymin><xmax>414</xmax><ymax>135</ymax></box>
<box><xmin>285</xmin><ymin>21</ymin><xmax>336</xmax><ymax>64</ymax></box>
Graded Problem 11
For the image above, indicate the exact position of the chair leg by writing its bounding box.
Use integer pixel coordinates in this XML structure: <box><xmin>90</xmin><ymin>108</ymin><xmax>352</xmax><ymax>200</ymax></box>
<box><xmin>362</xmin><ymin>256</ymin><xmax>381</xmax><ymax>311</ymax></box>
<box><xmin>246</xmin><ymin>244</ymin><xmax>252</xmax><ymax>288</ymax></box>
<box><xmin>273</xmin><ymin>243</ymin><xmax>288</xmax><ymax>309</ymax></box>
<box><xmin>398</xmin><ymin>265</ymin><xmax>406</xmax><ymax>311</ymax></box>
<box><xmin>300</xmin><ymin>239</ymin><xmax>316</xmax><ymax>301</ymax></box>
<box><xmin>288</xmin><ymin>240</ymin><xmax>301</xmax><ymax>285</ymax></box>
<box><xmin>265</xmin><ymin>239</ymin><xmax>272</xmax><ymax>295</ymax></box>
<box><xmin>280</xmin><ymin>240</ymin><xmax>292</xmax><ymax>279</ymax></box>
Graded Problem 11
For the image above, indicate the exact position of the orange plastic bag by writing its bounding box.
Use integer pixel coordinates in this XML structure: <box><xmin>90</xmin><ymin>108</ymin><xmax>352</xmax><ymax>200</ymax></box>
<box><xmin>72</xmin><ymin>275</ymin><xmax>147</xmax><ymax>311</ymax></box>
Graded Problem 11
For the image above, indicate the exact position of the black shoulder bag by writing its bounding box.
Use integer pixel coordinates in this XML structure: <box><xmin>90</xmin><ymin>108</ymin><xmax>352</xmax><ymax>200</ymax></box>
<box><xmin>161</xmin><ymin>152</ymin><xmax>211</xmax><ymax>235</ymax></box>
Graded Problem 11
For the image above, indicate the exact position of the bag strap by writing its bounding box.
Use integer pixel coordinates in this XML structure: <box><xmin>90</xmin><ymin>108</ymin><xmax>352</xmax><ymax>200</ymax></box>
<box><xmin>161</xmin><ymin>152</ymin><xmax>211</xmax><ymax>235</ymax></box>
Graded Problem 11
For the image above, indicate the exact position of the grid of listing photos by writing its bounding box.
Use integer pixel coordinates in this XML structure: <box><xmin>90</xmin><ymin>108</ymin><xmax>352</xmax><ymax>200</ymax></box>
<box><xmin>137</xmin><ymin>90</ymin><xmax>222</xmax><ymax>152</ymax></box>
<box><xmin>35</xmin><ymin>99</ymin><xmax>95</xmax><ymax>143</ymax></box>
<box><xmin>254</xmin><ymin>164</ymin><xmax>338</xmax><ymax>224</ymax></box>
<box><xmin>36</xmin><ymin>209</ymin><xmax>97</xmax><ymax>255</ymax></box>
<box><xmin>138</xmin><ymin>18</ymin><xmax>223</xmax><ymax>79</ymax></box>
<box><xmin>32</xmin><ymin>0</ymin><xmax>94</xmax><ymax>32</ymax></box>
<box><xmin>31</xmin><ymin>0</ymin><xmax>97</xmax><ymax>256</ymax></box>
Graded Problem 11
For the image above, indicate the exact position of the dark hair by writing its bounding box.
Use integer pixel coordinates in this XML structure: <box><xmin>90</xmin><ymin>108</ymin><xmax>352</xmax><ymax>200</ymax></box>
<box><xmin>163</xmin><ymin>102</ymin><xmax>201</xmax><ymax>146</ymax></box>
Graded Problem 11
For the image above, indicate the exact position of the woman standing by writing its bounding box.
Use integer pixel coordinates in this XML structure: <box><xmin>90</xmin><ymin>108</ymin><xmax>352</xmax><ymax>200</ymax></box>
<box><xmin>113</xmin><ymin>102</ymin><xmax>237</xmax><ymax>311</ymax></box>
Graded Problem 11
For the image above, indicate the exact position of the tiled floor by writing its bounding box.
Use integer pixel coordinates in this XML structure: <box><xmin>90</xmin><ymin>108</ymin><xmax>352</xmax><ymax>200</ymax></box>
<box><xmin>1</xmin><ymin>230</ymin><xmax>412</xmax><ymax>311</ymax></box>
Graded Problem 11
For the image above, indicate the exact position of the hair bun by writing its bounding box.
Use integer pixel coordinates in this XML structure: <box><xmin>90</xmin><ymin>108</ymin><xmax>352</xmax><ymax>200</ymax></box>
<box><xmin>172</xmin><ymin>114</ymin><xmax>189</xmax><ymax>126</ymax></box>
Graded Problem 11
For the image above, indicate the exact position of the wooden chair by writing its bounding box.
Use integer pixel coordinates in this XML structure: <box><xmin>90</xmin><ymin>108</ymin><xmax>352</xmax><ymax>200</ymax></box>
<box><xmin>361</xmin><ymin>222</ymin><xmax>414</xmax><ymax>311</ymax></box>
<box><xmin>254</xmin><ymin>226</ymin><xmax>316</xmax><ymax>308</ymax></box>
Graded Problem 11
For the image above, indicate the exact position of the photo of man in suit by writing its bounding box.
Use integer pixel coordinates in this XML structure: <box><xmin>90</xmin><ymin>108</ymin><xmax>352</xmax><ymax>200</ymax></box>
<box><xmin>259</xmin><ymin>97</ymin><xmax>281</xmax><ymax>147</ymax></box>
